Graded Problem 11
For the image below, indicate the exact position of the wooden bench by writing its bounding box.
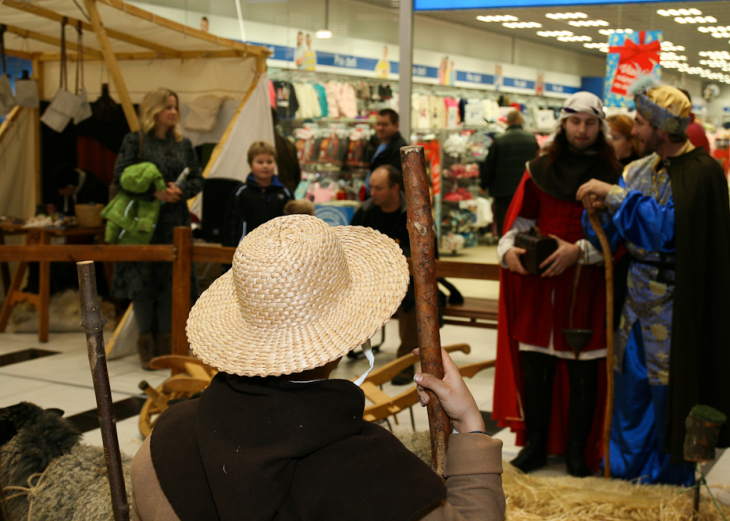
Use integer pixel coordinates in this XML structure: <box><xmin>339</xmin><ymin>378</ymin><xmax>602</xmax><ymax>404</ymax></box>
<box><xmin>442</xmin><ymin>297</ymin><xmax>498</xmax><ymax>329</ymax></box>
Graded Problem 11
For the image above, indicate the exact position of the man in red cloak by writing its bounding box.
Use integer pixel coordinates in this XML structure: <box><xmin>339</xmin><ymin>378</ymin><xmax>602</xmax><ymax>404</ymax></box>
<box><xmin>493</xmin><ymin>92</ymin><xmax>622</xmax><ymax>476</ymax></box>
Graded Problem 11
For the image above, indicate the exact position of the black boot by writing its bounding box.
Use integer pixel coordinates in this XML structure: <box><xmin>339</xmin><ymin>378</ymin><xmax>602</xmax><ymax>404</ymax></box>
<box><xmin>511</xmin><ymin>433</ymin><xmax>547</xmax><ymax>473</ymax></box>
<box><xmin>510</xmin><ymin>352</ymin><xmax>557</xmax><ymax>473</ymax></box>
<box><xmin>566</xmin><ymin>441</ymin><xmax>592</xmax><ymax>477</ymax></box>
<box><xmin>565</xmin><ymin>358</ymin><xmax>599</xmax><ymax>477</ymax></box>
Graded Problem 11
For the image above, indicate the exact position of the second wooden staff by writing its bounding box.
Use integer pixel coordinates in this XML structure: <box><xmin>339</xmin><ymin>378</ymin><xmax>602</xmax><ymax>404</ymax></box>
<box><xmin>401</xmin><ymin>145</ymin><xmax>450</xmax><ymax>477</ymax></box>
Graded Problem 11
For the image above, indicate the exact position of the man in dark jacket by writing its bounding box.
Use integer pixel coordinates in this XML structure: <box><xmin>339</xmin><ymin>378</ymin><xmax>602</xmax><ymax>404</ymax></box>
<box><xmin>351</xmin><ymin>165</ymin><xmax>415</xmax><ymax>385</ymax></box>
<box><xmin>365</xmin><ymin>109</ymin><xmax>409</xmax><ymax>194</ymax></box>
<box><xmin>479</xmin><ymin>111</ymin><xmax>539</xmax><ymax>235</ymax></box>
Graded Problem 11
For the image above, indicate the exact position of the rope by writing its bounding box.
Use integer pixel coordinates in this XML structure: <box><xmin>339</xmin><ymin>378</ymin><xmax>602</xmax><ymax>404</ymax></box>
<box><xmin>0</xmin><ymin>24</ymin><xmax>6</xmax><ymax>75</ymax></box>
<box><xmin>2</xmin><ymin>464</ymin><xmax>53</xmax><ymax>521</ymax></box>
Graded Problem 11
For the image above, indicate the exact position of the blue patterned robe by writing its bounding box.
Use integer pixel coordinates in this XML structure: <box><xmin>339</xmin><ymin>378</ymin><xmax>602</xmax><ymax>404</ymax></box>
<box><xmin>584</xmin><ymin>146</ymin><xmax>695</xmax><ymax>485</ymax></box>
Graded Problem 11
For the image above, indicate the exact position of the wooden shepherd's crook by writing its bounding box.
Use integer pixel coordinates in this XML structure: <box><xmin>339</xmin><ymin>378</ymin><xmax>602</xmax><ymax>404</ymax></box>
<box><xmin>401</xmin><ymin>145</ymin><xmax>450</xmax><ymax>477</ymax></box>
<box><xmin>585</xmin><ymin>207</ymin><xmax>615</xmax><ymax>479</ymax></box>
<box><xmin>77</xmin><ymin>261</ymin><xmax>130</xmax><ymax>521</ymax></box>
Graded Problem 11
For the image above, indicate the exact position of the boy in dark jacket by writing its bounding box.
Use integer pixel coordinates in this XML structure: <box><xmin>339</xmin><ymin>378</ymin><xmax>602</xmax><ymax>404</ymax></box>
<box><xmin>222</xmin><ymin>141</ymin><xmax>292</xmax><ymax>248</ymax></box>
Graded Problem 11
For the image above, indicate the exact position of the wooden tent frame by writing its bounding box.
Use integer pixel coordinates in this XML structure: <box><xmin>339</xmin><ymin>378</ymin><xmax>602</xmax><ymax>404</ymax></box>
<box><xmin>2</xmin><ymin>0</ymin><xmax>270</xmax><ymax>149</ymax></box>
<box><xmin>0</xmin><ymin>0</ymin><xmax>271</xmax><ymax>349</ymax></box>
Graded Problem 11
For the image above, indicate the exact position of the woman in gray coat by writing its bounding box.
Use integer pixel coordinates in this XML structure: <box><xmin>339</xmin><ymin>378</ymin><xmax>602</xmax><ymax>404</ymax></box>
<box><xmin>111</xmin><ymin>88</ymin><xmax>204</xmax><ymax>369</ymax></box>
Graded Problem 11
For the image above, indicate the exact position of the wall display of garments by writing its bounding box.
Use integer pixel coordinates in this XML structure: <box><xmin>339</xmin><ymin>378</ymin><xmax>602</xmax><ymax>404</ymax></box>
<box><xmin>268</xmin><ymin>68</ymin><xmax>565</xmax><ymax>133</ymax></box>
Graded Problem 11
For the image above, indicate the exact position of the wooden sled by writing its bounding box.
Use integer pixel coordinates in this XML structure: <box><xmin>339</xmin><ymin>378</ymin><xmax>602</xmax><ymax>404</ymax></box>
<box><xmin>138</xmin><ymin>355</ymin><xmax>218</xmax><ymax>438</ymax></box>
<box><xmin>359</xmin><ymin>343</ymin><xmax>495</xmax><ymax>427</ymax></box>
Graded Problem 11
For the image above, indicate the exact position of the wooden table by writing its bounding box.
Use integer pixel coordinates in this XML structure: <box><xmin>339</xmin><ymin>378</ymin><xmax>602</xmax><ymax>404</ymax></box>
<box><xmin>0</xmin><ymin>224</ymin><xmax>109</xmax><ymax>342</ymax></box>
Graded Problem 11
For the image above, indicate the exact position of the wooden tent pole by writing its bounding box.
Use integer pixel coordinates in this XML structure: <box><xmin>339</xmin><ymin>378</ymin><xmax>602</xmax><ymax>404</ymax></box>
<box><xmin>83</xmin><ymin>0</ymin><xmax>140</xmax><ymax>132</ymax></box>
<box><xmin>32</xmin><ymin>55</ymin><xmax>43</xmax><ymax>206</ymax></box>
<box><xmin>586</xmin><ymin>207</ymin><xmax>614</xmax><ymax>478</ymax></box>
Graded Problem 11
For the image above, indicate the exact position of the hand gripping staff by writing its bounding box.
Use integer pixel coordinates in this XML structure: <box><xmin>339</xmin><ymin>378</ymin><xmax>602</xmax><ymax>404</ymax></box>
<box><xmin>77</xmin><ymin>261</ymin><xmax>130</xmax><ymax>520</ymax></box>
<box><xmin>401</xmin><ymin>145</ymin><xmax>449</xmax><ymax>477</ymax></box>
<box><xmin>584</xmin><ymin>207</ymin><xmax>615</xmax><ymax>478</ymax></box>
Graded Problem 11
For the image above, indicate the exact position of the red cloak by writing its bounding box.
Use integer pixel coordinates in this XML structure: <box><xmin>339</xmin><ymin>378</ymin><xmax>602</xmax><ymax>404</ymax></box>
<box><xmin>493</xmin><ymin>171</ymin><xmax>607</xmax><ymax>472</ymax></box>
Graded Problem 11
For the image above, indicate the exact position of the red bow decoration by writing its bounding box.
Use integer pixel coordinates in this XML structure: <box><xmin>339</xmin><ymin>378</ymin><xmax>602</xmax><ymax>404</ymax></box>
<box><xmin>608</xmin><ymin>31</ymin><xmax>661</xmax><ymax>96</ymax></box>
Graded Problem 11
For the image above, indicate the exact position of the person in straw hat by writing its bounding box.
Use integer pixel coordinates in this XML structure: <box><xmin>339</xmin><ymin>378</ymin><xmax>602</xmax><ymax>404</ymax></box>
<box><xmin>577</xmin><ymin>79</ymin><xmax>730</xmax><ymax>484</ymax></box>
<box><xmin>130</xmin><ymin>215</ymin><xmax>505</xmax><ymax>521</ymax></box>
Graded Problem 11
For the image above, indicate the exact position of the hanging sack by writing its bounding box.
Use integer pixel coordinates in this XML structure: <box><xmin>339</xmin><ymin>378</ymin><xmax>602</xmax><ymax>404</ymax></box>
<box><xmin>0</xmin><ymin>25</ymin><xmax>17</xmax><ymax>116</ymax></box>
<box><xmin>72</xmin><ymin>22</ymin><xmax>92</xmax><ymax>124</ymax></box>
<box><xmin>41</xmin><ymin>20</ymin><xmax>83</xmax><ymax>132</ymax></box>
<box><xmin>15</xmin><ymin>70</ymin><xmax>39</xmax><ymax>108</ymax></box>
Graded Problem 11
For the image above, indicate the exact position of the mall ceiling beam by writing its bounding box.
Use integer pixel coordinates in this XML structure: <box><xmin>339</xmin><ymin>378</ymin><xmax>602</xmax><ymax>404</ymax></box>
<box><xmin>94</xmin><ymin>0</ymin><xmax>272</xmax><ymax>59</ymax></box>
<box><xmin>2</xmin><ymin>0</ymin><xmax>181</xmax><ymax>57</ymax></box>
<box><xmin>83</xmin><ymin>0</ymin><xmax>140</xmax><ymax>132</ymax></box>
<box><xmin>4</xmin><ymin>24</ymin><xmax>104</xmax><ymax>59</ymax></box>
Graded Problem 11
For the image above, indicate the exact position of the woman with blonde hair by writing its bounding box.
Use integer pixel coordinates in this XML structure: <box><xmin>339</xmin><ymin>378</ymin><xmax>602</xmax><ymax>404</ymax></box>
<box><xmin>110</xmin><ymin>87</ymin><xmax>204</xmax><ymax>369</ymax></box>
<box><xmin>607</xmin><ymin>114</ymin><xmax>642</xmax><ymax>166</ymax></box>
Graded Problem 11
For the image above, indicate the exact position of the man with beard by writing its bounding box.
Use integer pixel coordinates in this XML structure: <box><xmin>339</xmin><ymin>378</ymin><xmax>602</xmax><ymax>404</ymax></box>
<box><xmin>493</xmin><ymin>92</ymin><xmax>622</xmax><ymax>477</ymax></box>
<box><xmin>577</xmin><ymin>83</ymin><xmax>730</xmax><ymax>484</ymax></box>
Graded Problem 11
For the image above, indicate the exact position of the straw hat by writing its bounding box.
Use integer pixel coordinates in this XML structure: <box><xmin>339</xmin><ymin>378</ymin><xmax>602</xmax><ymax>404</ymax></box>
<box><xmin>187</xmin><ymin>215</ymin><xmax>410</xmax><ymax>377</ymax></box>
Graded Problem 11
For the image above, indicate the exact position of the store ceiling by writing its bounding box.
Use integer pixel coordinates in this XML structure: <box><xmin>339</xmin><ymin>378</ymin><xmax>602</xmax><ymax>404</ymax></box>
<box><xmin>410</xmin><ymin>1</ymin><xmax>730</xmax><ymax>84</ymax></box>
<box><xmin>142</xmin><ymin>0</ymin><xmax>730</xmax><ymax>84</ymax></box>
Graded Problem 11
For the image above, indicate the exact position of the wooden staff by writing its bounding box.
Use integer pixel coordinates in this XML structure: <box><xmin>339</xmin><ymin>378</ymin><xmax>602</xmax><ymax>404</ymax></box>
<box><xmin>401</xmin><ymin>145</ymin><xmax>450</xmax><ymax>477</ymax></box>
<box><xmin>585</xmin><ymin>208</ymin><xmax>614</xmax><ymax>478</ymax></box>
<box><xmin>77</xmin><ymin>261</ymin><xmax>130</xmax><ymax>521</ymax></box>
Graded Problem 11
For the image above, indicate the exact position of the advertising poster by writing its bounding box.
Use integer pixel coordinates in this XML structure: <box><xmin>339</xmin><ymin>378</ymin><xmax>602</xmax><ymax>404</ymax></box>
<box><xmin>495</xmin><ymin>64</ymin><xmax>503</xmax><ymax>92</ymax></box>
<box><xmin>536</xmin><ymin>72</ymin><xmax>544</xmax><ymax>97</ymax></box>
<box><xmin>375</xmin><ymin>46</ymin><xmax>391</xmax><ymax>78</ymax></box>
<box><xmin>604</xmin><ymin>30</ymin><xmax>662</xmax><ymax>108</ymax></box>
<box><xmin>294</xmin><ymin>31</ymin><xmax>317</xmax><ymax>71</ymax></box>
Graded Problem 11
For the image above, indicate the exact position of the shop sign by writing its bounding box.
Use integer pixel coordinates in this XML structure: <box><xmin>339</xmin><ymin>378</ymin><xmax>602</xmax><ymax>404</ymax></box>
<box><xmin>455</xmin><ymin>71</ymin><xmax>495</xmax><ymax>86</ymax></box>
<box><xmin>605</xmin><ymin>30</ymin><xmax>662</xmax><ymax>108</ymax></box>
<box><xmin>545</xmin><ymin>83</ymin><xmax>579</xmax><ymax>95</ymax></box>
<box><xmin>504</xmin><ymin>77</ymin><xmax>536</xmax><ymax>90</ymax></box>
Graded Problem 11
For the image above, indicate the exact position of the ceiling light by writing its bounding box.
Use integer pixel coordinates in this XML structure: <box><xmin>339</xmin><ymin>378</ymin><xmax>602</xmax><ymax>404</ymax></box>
<box><xmin>706</xmin><ymin>16</ymin><xmax>717</xmax><ymax>23</ymax></box>
<box><xmin>689</xmin><ymin>8</ymin><xmax>702</xmax><ymax>15</ymax></box>
<box><xmin>675</xmin><ymin>18</ymin><xmax>687</xmax><ymax>24</ymax></box>
<box><xmin>657</xmin><ymin>9</ymin><xmax>669</xmax><ymax>16</ymax></box>
<box><xmin>685</xmin><ymin>17</ymin><xmax>698</xmax><ymax>23</ymax></box>
<box><xmin>699</xmin><ymin>27</ymin><xmax>709</xmax><ymax>33</ymax></box>
<box><xmin>477</xmin><ymin>15</ymin><xmax>518</xmax><ymax>22</ymax></box>
<box><xmin>678</xmin><ymin>8</ymin><xmax>691</xmax><ymax>15</ymax></box>
<box><xmin>546</xmin><ymin>12</ymin><xmax>586</xmax><ymax>20</ymax></box>
<box><xmin>503</xmin><ymin>22</ymin><xmax>541</xmax><ymax>28</ymax></box>
<box><xmin>667</xmin><ymin>9</ymin><xmax>680</xmax><ymax>16</ymax></box>
<box><xmin>316</xmin><ymin>0</ymin><xmax>332</xmax><ymax>39</ymax></box>
<box><xmin>696</xmin><ymin>17</ymin><xmax>706</xmax><ymax>23</ymax></box>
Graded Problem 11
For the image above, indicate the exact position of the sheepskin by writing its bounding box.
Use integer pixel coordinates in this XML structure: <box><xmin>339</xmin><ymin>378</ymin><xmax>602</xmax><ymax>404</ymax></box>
<box><xmin>395</xmin><ymin>430</ymin><xmax>730</xmax><ymax>521</ymax></box>
<box><xmin>7</xmin><ymin>289</ymin><xmax>116</xmax><ymax>333</ymax></box>
<box><xmin>1</xmin><ymin>402</ymin><xmax>132</xmax><ymax>521</ymax></box>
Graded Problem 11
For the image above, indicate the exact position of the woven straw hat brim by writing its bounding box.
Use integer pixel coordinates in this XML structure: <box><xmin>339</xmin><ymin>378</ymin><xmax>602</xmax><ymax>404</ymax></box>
<box><xmin>186</xmin><ymin>225</ymin><xmax>409</xmax><ymax>377</ymax></box>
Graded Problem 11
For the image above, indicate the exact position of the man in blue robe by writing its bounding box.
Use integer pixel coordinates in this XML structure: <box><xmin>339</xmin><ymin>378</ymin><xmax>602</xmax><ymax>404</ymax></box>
<box><xmin>576</xmin><ymin>83</ymin><xmax>730</xmax><ymax>485</ymax></box>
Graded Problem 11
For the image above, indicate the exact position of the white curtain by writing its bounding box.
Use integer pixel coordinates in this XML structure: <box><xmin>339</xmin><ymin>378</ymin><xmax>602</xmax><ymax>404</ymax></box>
<box><xmin>0</xmin><ymin>108</ymin><xmax>38</xmax><ymax>222</ymax></box>
<box><xmin>189</xmin><ymin>73</ymin><xmax>275</xmax><ymax>219</ymax></box>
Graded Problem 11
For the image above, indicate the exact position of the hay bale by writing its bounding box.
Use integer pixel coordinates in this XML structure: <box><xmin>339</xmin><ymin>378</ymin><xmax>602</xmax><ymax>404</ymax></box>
<box><xmin>396</xmin><ymin>430</ymin><xmax>730</xmax><ymax>520</ymax></box>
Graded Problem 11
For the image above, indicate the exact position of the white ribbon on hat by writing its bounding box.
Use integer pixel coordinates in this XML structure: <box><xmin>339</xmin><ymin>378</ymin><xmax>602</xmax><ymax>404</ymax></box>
<box><xmin>353</xmin><ymin>339</ymin><xmax>375</xmax><ymax>387</ymax></box>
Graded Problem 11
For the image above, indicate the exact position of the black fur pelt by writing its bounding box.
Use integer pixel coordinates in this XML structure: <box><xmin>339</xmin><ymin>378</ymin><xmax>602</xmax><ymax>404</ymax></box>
<box><xmin>0</xmin><ymin>402</ymin><xmax>81</xmax><ymax>488</ymax></box>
